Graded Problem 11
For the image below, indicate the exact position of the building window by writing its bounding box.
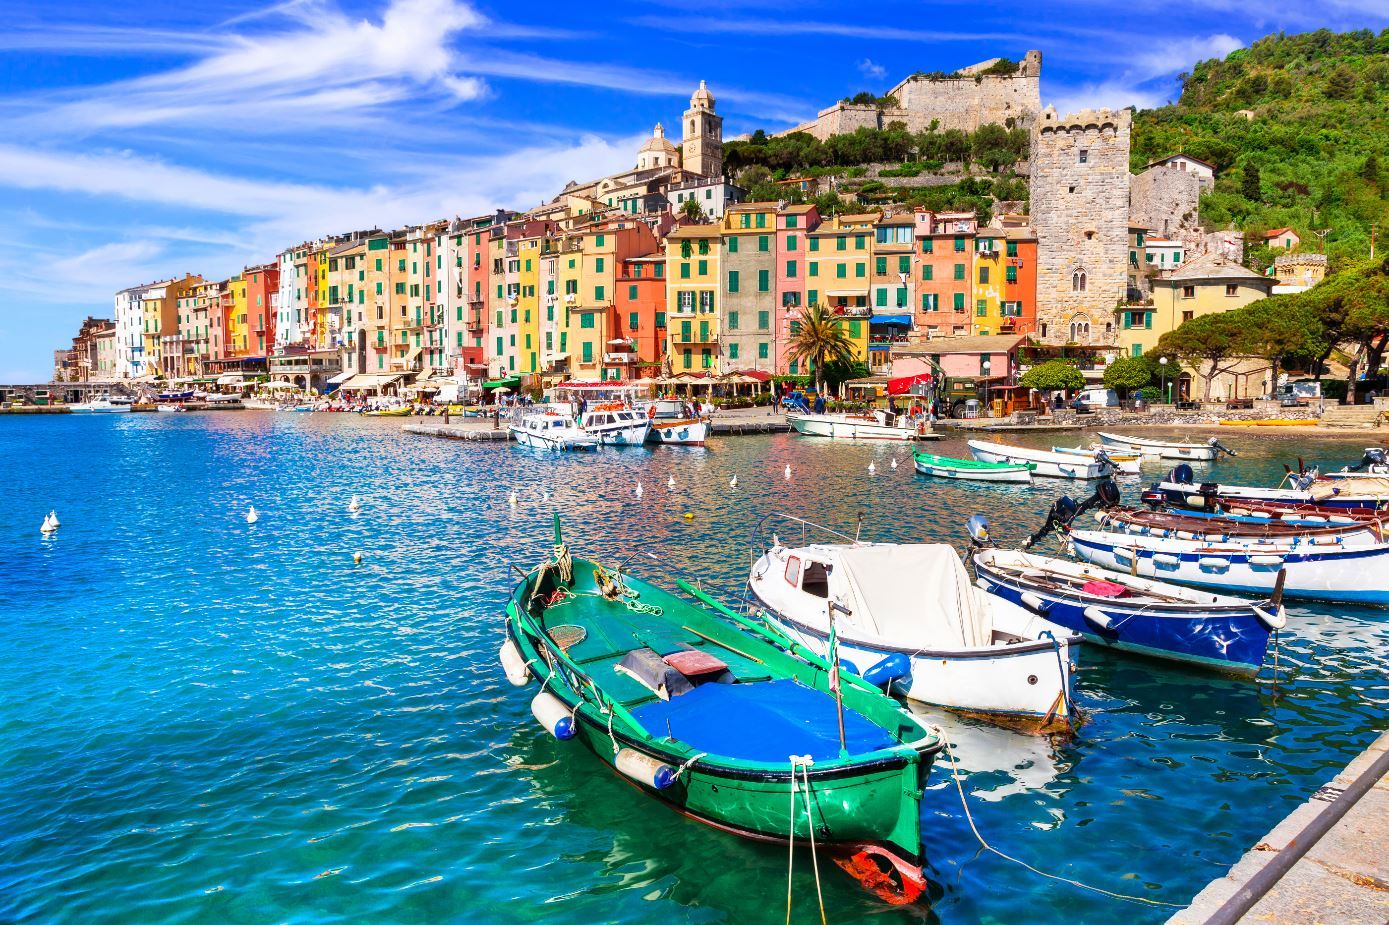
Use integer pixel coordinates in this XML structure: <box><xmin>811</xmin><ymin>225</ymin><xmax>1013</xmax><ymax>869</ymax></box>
<box><xmin>758</xmin><ymin>236</ymin><xmax>769</xmax><ymax>252</ymax></box>
<box><xmin>728</xmin><ymin>271</ymin><xmax>739</xmax><ymax>293</ymax></box>
<box><xmin>953</xmin><ymin>293</ymin><xmax>965</xmax><ymax>311</ymax></box>
<box><xmin>1079</xmin><ymin>149</ymin><xmax>1089</xmax><ymax>164</ymax></box>
<box><xmin>1005</xmin><ymin>266</ymin><xmax>1018</xmax><ymax>283</ymax></box>
<box><xmin>979</xmin><ymin>267</ymin><xmax>989</xmax><ymax>284</ymax></box>
<box><xmin>758</xmin><ymin>310</ymin><xmax>769</xmax><ymax>330</ymax></box>
<box><xmin>1182</xmin><ymin>285</ymin><xmax>1196</xmax><ymax>299</ymax></box>
<box><xmin>1225</xmin><ymin>284</ymin><xmax>1238</xmax><ymax>297</ymax></box>
<box><xmin>758</xmin><ymin>270</ymin><xmax>770</xmax><ymax>292</ymax></box>
<box><xmin>581</xmin><ymin>314</ymin><xmax>595</xmax><ymax>329</ymax></box>
<box><xmin>786</xmin><ymin>234</ymin><xmax>797</xmax><ymax>251</ymax></box>
<box><xmin>954</xmin><ymin>264</ymin><xmax>965</xmax><ymax>281</ymax></box>
<box><xmin>701</xmin><ymin>348</ymin><xmax>712</xmax><ymax>368</ymax></box>
<box><xmin>977</xmin><ymin>300</ymin><xmax>987</xmax><ymax>317</ymax></box>
<box><xmin>922</xmin><ymin>265</ymin><xmax>933</xmax><ymax>281</ymax></box>
<box><xmin>1072</xmin><ymin>270</ymin><xmax>1087</xmax><ymax>292</ymax></box>
<box><xmin>786</xmin><ymin>260</ymin><xmax>797</xmax><ymax>278</ymax></box>
<box><xmin>1006</xmin><ymin>241</ymin><xmax>1018</xmax><ymax>258</ymax></box>
<box><xmin>729</xmin><ymin>343</ymin><xmax>739</xmax><ymax>359</ymax></box>
<box><xmin>728</xmin><ymin>311</ymin><xmax>739</xmax><ymax>331</ymax></box>
<box><xmin>697</xmin><ymin>260</ymin><xmax>707</xmax><ymax>276</ymax></box>
<box><xmin>875</xmin><ymin>257</ymin><xmax>887</xmax><ymax>275</ymax></box>
<box><xmin>727</xmin><ymin>236</ymin><xmax>739</xmax><ymax>253</ymax></box>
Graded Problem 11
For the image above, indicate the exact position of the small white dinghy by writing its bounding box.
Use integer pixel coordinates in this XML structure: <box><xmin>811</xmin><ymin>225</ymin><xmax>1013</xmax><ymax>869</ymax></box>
<box><xmin>1052</xmin><ymin>444</ymin><xmax>1141</xmax><ymax>475</ymax></box>
<box><xmin>1098</xmin><ymin>432</ymin><xmax>1237</xmax><ymax>461</ymax></box>
<box><xmin>747</xmin><ymin>517</ymin><xmax>1079</xmax><ymax>732</ymax></box>
<box><xmin>968</xmin><ymin>439</ymin><xmax>1112</xmax><ymax>480</ymax></box>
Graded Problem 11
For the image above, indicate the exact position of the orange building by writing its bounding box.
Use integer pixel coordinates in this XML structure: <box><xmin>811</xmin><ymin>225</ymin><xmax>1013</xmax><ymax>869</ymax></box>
<box><xmin>615</xmin><ymin>254</ymin><xmax>667</xmax><ymax>375</ymax></box>
<box><xmin>1001</xmin><ymin>227</ymin><xmax>1038</xmax><ymax>336</ymax></box>
<box><xmin>913</xmin><ymin>210</ymin><xmax>977</xmax><ymax>339</ymax></box>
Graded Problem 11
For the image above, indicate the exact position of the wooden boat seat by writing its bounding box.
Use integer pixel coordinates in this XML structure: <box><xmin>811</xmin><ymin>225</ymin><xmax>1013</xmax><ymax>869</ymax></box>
<box><xmin>631</xmin><ymin>678</ymin><xmax>895</xmax><ymax>761</ymax></box>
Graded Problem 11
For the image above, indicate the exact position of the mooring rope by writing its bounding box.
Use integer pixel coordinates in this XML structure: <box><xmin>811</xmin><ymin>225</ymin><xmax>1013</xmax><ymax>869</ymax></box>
<box><xmin>938</xmin><ymin>727</ymin><xmax>1182</xmax><ymax>908</ymax></box>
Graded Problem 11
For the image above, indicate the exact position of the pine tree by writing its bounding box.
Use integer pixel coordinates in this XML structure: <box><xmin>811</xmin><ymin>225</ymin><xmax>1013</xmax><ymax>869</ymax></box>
<box><xmin>1241</xmin><ymin>162</ymin><xmax>1262</xmax><ymax>202</ymax></box>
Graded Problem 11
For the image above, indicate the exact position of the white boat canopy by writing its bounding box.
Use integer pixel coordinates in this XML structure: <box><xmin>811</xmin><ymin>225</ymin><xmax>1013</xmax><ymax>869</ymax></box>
<box><xmin>831</xmin><ymin>544</ymin><xmax>992</xmax><ymax>649</ymax></box>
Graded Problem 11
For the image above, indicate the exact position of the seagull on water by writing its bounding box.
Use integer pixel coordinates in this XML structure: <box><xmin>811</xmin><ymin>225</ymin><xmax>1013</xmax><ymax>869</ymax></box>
<box><xmin>348</xmin><ymin>495</ymin><xmax>361</xmax><ymax>514</ymax></box>
<box><xmin>508</xmin><ymin>489</ymin><xmax>518</xmax><ymax>507</ymax></box>
<box><xmin>246</xmin><ymin>506</ymin><xmax>259</xmax><ymax>525</ymax></box>
<box><xmin>667</xmin><ymin>475</ymin><xmax>676</xmax><ymax>490</ymax></box>
<box><xmin>40</xmin><ymin>513</ymin><xmax>57</xmax><ymax>535</ymax></box>
<box><xmin>784</xmin><ymin>464</ymin><xmax>792</xmax><ymax>481</ymax></box>
<box><xmin>891</xmin><ymin>458</ymin><xmax>898</xmax><ymax>470</ymax></box>
<box><xmin>729</xmin><ymin>474</ymin><xmax>738</xmax><ymax>489</ymax></box>
<box><xmin>634</xmin><ymin>481</ymin><xmax>644</xmax><ymax>500</ymax></box>
<box><xmin>48</xmin><ymin>510</ymin><xmax>61</xmax><ymax>528</ymax></box>
<box><xmin>868</xmin><ymin>461</ymin><xmax>876</xmax><ymax>475</ymax></box>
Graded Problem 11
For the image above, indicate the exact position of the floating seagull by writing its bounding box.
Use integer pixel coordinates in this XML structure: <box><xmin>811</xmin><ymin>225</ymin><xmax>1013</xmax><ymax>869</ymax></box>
<box><xmin>48</xmin><ymin>510</ymin><xmax>61</xmax><ymax>528</ymax></box>
<box><xmin>246</xmin><ymin>506</ymin><xmax>259</xmax><ymax>525</ymax></box>
<box><xmin>667</xmin><ymin>475</ymin><xmax>675</xmax><ymax>490</ymax></box>
<box><xmin>352</xmin><ymin>551</ymin><xmax>363</xmax><ymax>565</ymax></box>
<box><xmin>542</xmin><ymin>489</ymin><xmax>551</xmax><ymax>504</ymax></box>
<box><xmin>348</xmin><ymin>495</ymin><xmax>361</xmax><ymax>514</ymax></box>
<box><xmin>508</xmin><ymin>489</ymin><xmax>518</xmax><ymax>507</ymax></box>
<box><xmin>891</xmin><ymin>458</ymin><xmax>899</xmax><ymax>470</ymax></box>
<box><xmin>634</xmin><ymin>481</ymin><xmax>644</xmax><ymax>499</ymax></box>
<box><xmin>40</xmin><ymin>513</ymin><xmax>57</xmax><ymax>535</ymax></box>
<box><xmin>729</xmin><ymin>474</ymin><xmax>738</xmax><ymax>489</ymax></box>
<box><xmin>784</xmin><ymin>464</ymin><xmax>792</xmax><ymax>481</ymax></box>
<box><xmin>868</xmin><ymin>462</ymin><xmax>876</xmax><ymax>475</ymax></box>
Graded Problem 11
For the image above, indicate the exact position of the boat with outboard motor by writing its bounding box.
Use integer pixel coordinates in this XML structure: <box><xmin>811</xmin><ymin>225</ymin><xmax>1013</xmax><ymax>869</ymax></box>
<box><xmin>912</xmin><ymin>450</ymin><xmax>1033</xmax><ymax>483</ymax></box>
<box><xmin>788</xmin><ymin>409</ymin><xmax>937</xmax><ymax>441</ymax></box>
<box><xmin>969</xmin><ymin>516</ymin><xmax>1284</xmax><ymax>675</ymax></box>
<box><xmin>1209</xmin><ymin>498</ymin><xmax>1388</xmax><ymax>523</ymax></box>
<box><xmin>1093</xmin><ymin>506</ymin><xmax>1388</xmax><ymax>545</ymax></box>
<box><xmin>502</xmin><ymin>517</ymin><xmax>944</xmax><ymax>903</ymax></box>
<box><xmin>747</xmin><ymin>514</ymin><xmax>1079</xmax><ymax>733</ymax></box>
<box><xmin>968</xmin><ymin>439</ymin><xmax>1114</xmax><ymax>480</ymax></box>
<box><xmin>1098</xmin><ymin>432</ymin><xmax>1237</xmax><ymax>461</ymax></box>
<box><xmin>1052</xmin><ymin>444</ymin><xmax>1142</xmax><ymax>475</ymax></box>
<box><xmin>1143</xmin><ymin>464</ymin><xmax>1389</xmax><ymax>511</ymax></box>
<box><xmin>509</xmin><ymin>410</ymin><xmax>599</xmax><ymax>451</ymax></box>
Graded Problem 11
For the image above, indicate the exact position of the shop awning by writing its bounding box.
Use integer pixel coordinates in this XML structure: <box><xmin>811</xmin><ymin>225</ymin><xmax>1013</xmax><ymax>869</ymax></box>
<box><xmin>482</xmin><ymin>376</ymin><xmax>521</xmax><ymax>389</ymax></box>
<box><xmin>870</xmin><ymin>315</ymin><xmax>913</xmax><ymax>326</ymax></box>
<box><xmin>339</xmin><ymin>373</ymin><xmax>404</xmax><ymax>391</ymax></box>
<box><xmin>326</xmin><ymin>371</ymin><xmax>353</xmax><ymax>385</ymax></box>
<box><xmin>215</xmin><ymin>374</ymin><xmax>244</xmax><ymax>386</ymax></box>
<box><xmin>887</xmin><ymin>372</ymin><xmax>934</xmax><ymax>396</ymax></box>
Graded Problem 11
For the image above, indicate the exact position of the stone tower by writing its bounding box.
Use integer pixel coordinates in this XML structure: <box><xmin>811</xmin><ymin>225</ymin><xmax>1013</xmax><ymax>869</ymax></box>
<box><xmin>1029</xmin><ymin>106</ymin><xmax>1132</xmax><ymax>346</ymax></box>
<box><xmin>682</xmin><ymin>81</ymin><xmax>723</xmax><ymax>178</ymax></box>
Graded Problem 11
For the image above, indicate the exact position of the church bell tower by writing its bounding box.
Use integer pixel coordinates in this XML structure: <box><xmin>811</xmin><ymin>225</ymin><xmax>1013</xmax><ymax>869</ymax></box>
<box><xmin>682</xmin><ymin>81</ymin><xmax>723</xmax><ymax>178</ymax></box>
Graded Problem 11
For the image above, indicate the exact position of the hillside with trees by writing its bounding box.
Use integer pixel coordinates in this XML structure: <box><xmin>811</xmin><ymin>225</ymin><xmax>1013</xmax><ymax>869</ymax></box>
<box><xmin>1132</xmin><ymin>28</ymin><xmax>1389</xmax><ymax>269</ymax></box>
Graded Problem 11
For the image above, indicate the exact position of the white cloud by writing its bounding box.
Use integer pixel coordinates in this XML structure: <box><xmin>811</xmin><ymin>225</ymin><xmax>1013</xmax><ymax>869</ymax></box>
<box><xmin>1045</xmin><ymin>32</ymin><xmax>1242</xmax><ymax>114</ymax></box>
<box><xmin>857</xmin><ymin>58</ymin><xmax>888</xmax><ymax>81</ymax></box>
<box><xmin>1129</xmin><ymin>34</ymin><xmax>1243</xmax><ymax>82</ymax></box>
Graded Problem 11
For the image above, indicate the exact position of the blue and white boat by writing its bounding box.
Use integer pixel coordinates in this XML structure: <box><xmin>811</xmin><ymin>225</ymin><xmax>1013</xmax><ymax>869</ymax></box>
<box><xmin>971</xmin><ymin>544</ymin><xmax>1284</xmax><ymax>675</ymax></box>
<box><xmin>1143</xmin><ymin>464</ymin><xmax>1389</xmax><ymax>511</ymax></box>
<box><xmin>1065</xmin><ymin>528</ymin><xmax>1389</xmax><ymax>605</ymax></box>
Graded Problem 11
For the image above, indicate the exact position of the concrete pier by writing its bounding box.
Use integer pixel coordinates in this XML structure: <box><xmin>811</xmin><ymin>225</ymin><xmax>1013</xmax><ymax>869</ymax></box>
<box><xmin>1168</xmin><ymin>729</ymin><xmax>1389</xmax><ymax>925</ymax></box>
<box><xmin>403</xmin><ymin>422</ymin><xmax>511</xmax><ymax>441</ymax></box>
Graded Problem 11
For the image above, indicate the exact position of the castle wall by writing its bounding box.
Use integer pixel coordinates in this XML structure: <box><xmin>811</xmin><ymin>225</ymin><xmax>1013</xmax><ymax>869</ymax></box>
<box><xmin>1029</xmin><ymin>108</ymin><xmax>1132</xmax><ymax>347</ymax></box>
<box><xmin>1130</xmin><ymin>165</ymin><xmax>1202</xmax><ymax>243</ymax></box>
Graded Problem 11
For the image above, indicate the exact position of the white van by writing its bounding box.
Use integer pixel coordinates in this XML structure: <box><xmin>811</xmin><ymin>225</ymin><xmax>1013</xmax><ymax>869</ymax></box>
<box><xmin>1077</xmin><ymin>387</ymin><xmax>1119</xmax><ymax>408</ymax></box>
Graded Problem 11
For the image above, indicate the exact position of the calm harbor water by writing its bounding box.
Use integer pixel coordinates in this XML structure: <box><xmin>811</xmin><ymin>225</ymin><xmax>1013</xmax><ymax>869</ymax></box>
<box><xmin>1</xmin><ymin>413</ymin><xmax>1385</xmax><ymax>924</ymax></box>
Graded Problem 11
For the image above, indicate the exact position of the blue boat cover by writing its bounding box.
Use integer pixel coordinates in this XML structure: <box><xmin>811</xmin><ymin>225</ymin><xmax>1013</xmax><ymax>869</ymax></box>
<box><xmin>869</xmin><ymin>315</ymin><xmax>913</xmax><ymax>326</ymax></box>
<box><xmin>630</xmin><ymin>679</ymin><xmax>895</xmax><ymax>761</ymax></box>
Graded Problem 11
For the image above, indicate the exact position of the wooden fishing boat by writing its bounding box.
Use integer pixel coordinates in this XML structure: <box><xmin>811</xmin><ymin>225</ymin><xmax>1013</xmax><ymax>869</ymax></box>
<box><xmin>1098</xmin><ymin>432</ymin><xmax>1237</xmax><ymax>461</ymax></box>
<box><xmin>789</xmin><ymin>409</ymin><xmax>938</xmax><ymax>441</ymax></box>
<box><xmin>1052</xmin><ymin>444</ymin><xmax>1142</xmax><ymax>475</ymax></box>
<box><xmin>968</xmin><ymin>439</ymin><xmax>1111</xmax><ymax>480</ymax></box>
<box><xmin>364</xmin><ymin>405</ymin><xmax>412</xmax><ymax>417</ymax></box>
<box><xmin>1212</xmin><ymin>499</ymin><xmax>1388</xmax><ymax>523</ymax></box>
<box><xmin>912</xmin><ymin>450</ymin><xmax>1033</xmax><ymax>483</ymax></box>
<box><xmin>748</xmin><ymin>520</ymin><xmax>1079</xmax><ymax>732</ymax></box>
<box><xmin>1093</xmin><ymin>506</ymin><xmax>1387</xmax><ymax>545</ymax></box>
<box><xmin>971</xmin><ymin>541</ymin><xmax>1284</xmax><ymax>675</ymax></box>
<box><xmin>502</xmin><ymin>518</ymin><xmax>943</xmax><ymax>902</ymax></box>
<box><xmin>1143</xmin><ymin>466</ymin><xmax>1389</xmax><ymax>511</ymax></box>
<box><xmin>1066</xmin><ymin>528</ymin><xmax>1389</xmax><ymax>604</ymax></box>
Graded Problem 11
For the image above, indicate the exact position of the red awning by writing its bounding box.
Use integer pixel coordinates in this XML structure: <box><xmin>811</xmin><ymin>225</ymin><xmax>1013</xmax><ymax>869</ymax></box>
<box><xmin>727</xmin><ymin>369</ymin><xmax>772</xmax><ymax>382</ymax></box>
<box><xmin>887</xmin><ymin>372</ymin><xmax>933</xmax><ymax>396</ymax></box>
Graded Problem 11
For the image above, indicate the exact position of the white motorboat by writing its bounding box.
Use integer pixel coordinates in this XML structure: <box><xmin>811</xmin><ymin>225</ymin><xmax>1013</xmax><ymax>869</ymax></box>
<box><xmin>642</xmin><ymin>399</ymin><xmax>709</xmax><ymax>446</ymax></box>
<box><xmin>155</xmin><ymin>404</ymin><xmax>186</xmax><ymax>413</ymax></box>
<box><xmin>748</xmin><ymin>517</ymin><xmax>1079</xmax><ymax>732</ymax></box>
<box><xmin>510</xmin><ymin>411</ymin><xmax>598</xmax><ymax>451</ymax></box>
<box><xmin>788</xmin><ymin>409</ymin><xmax>937</xmax><ymax>441</ymax></box>
<box><xmin>578</xmin><ymin>404</ymin><xmax>651</xmax><ymax>446</ymax></box>
<box><xmin>1098</xmin><ymin>432</ymin><xmax>1236</xmax><ymax>461</ymax></box>
<box><xmin>1067</xmin><ymin>527</ymin><xmax>1389</xmax><ymax>604</ymax></box>
<box><xmin>1052</xmin><ymin>444</ymin><xmax>1141</xmax><ymax>475</ymax></box>
<box><xmin>69</xmin><ymin>396</ymin><xmax>133</xmax><ymax>413</ymax></box>
<box><xmin>968</xmin><ymin>439</ymin><xmax>1112</xmax><ymax>479</ymax></box>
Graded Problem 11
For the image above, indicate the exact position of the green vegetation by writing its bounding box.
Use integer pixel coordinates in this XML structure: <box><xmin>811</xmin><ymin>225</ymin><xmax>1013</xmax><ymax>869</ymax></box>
<box><xmin>1102</xmin><ymin>357</ymin><xmax>1153</xmax><ymax>397</ymax></box>
<box><xmin>1132</xmin><ymin>29</ymin><xmax>1389</xmax><ymax>268</ymax></box>
<box><xmin>840</xmin><ymin>92</ymin><xmax>899</xmax><ymax>108</ymax></box>
<box><xmin>786</xmin><ymin>304</ymin><xmax>858</xmax><ymax>395</ymax></box>
<box><xmin>726</xmin><ymin>124</ymin><xmax>1029</xmax><ymax>177</ymax></box>
<box><xmin>1019</xmin><ymin>360</ymin><xmax>1085</xmax><ymax>392</ymax></box>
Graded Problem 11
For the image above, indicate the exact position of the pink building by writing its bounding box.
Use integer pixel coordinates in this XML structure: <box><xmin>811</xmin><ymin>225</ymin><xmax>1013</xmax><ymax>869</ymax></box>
<box><xmin>773</xmin><ymin>204</ymin><xmax>820</xmax><ymax>374</ymax></box>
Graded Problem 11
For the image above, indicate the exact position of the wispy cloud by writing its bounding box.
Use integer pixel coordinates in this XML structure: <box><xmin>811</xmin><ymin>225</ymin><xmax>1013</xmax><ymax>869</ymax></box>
<box><xmin>1046</xmin><ymin>32</ymin><xmax>1243</xmax><ymax>114</ymax></box>
<box><xmin>629</xmin><ymin>14</ymin><xmax>1029</xmax><ymax>43</ymax></box>
<box><xmin>857</xmin><ymin>58</ymin><xmax>887</xmax><ymax>81</ymax></box>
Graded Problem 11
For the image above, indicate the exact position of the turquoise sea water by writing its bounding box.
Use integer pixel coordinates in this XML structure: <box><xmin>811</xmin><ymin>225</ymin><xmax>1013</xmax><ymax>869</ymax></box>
<box><xmin>1</xmin><ymin>413</ymin><xmax>1385</xmax><ymax>924</ymax></box>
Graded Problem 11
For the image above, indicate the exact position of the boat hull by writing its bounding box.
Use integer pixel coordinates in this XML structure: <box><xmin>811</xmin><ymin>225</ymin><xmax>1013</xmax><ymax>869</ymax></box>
<box><xmin>1150</xmin><ymin>481</ymin><xmax>1386</xmax><ymax>511</ymax></box>
<box><xmin>1098</xmin><ymin>432</ymin><xmax>1218</xmax><ymax>461</ymax></box>
<box><xmin>587</xmin><ymin>422</ymin><xmax>651</xmax><ymax>446</ymax></box>
<box><xmin>973</xmin><ymin>553</ymin><xmax>1273</xmax><ymax>674</ymax></box>
<box><xmin>913</xmin><ymin>455</ymin><xmax>1032</xmax><ymax>483</ymax></box>
<box><xmin>1052</xmin><ymin>446</ymin><xmax>1141</xmax><ymax>475</ymax></box>
<box><xmin>1068</xmin><ymin>529</ymin><xmax>1389</xmax><ymax>604</ymax></box>
<box><xmin>646</xmin><ymin>418</ymin><xmax>709</xmax><ymax>445</ymax></box>
<box><xmin>509</xmin><ymin>425</ymin><xmax>598</xmax><ymax>451</ymax></box>
<box><xmin>968</xmin><ymin>440</ymin><xmax>1109</xmax><ymax>479</ymax></box>
<box><xmin>788</xmin><ymin>413</ymin><xmax>931</xmax><ymax>442</ymax></box>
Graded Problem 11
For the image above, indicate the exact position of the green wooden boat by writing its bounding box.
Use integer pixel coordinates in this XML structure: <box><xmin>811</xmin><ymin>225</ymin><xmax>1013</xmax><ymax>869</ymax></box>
<box><xmin>500</xmin><ymin>517</ymin><xmax>944</xmax><ymax>903</ymax></box>
<box><xmin>913</xmin><ymin>449</ymin><xmax>1034</xmax><ymax>483</ymax></box>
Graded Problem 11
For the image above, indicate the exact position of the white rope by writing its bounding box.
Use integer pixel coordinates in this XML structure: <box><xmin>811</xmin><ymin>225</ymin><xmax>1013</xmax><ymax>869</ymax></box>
<box><xmin>605</xmin><ymin>707</ymin><xmax>619</xmax><ymax>756</ymax></box>
<box><xmin>785</xmin><ymin>762</ymin><xmax>797</xmax><ymax>925</ymax></box>
<box><xmin>937</xmin><ymin>727</ymin><xmax>1181</xmax><ymax>908</ymax></box>
<box><xmin>671</xmin><ymin>751</ymin><xmax>707</xmax><ymax>782</ymax></box>
<box><xmin>798</xmin><ymin>759</ymin><xmax>827</xmax><ymax>925</ymax></box>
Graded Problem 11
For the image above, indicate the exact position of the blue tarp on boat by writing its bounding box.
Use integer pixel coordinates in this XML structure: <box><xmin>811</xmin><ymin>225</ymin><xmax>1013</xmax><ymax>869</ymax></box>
<box><xmin>631</xmin><ymin>678</ymin><xmax>893</xmax><ymax>761</ymax></box>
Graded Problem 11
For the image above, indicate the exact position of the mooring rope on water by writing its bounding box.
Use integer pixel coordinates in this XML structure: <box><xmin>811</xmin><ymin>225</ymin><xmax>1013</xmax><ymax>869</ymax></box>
<box><xmin>937</xmin><ymin>727</ymin><xmax>1182</xmax><ymax>908</ymax></box>
<box><xmin>784</xmin><ymin>756</ymin><xmax>827</xmax><ymax>925</ymax></box>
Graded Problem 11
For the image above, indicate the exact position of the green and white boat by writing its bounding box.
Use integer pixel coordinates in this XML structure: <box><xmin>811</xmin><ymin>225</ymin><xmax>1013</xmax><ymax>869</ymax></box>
<box><xmin>913</xmin><ymin>449</ymin><xmax>1034</xmax><ymax>483</ymax></box>
<box><xmin>501</xmin><ymin>517</ymin><xmax>944</xmax><ymax>903</ymax></box>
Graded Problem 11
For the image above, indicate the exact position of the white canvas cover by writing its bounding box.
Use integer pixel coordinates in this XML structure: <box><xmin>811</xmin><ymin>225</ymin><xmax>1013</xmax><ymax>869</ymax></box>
<box><xmin>833</xmin><ymin>544</ymin><xmax>992</xmax><ymax>649</ymax></box>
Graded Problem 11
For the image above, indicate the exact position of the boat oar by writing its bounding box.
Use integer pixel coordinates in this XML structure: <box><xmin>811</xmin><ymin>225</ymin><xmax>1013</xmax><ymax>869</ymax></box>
<box><xmin>1270</xmin><ymin>567</ymin><xmax>1287</xmax><ymax>613</ymax></box>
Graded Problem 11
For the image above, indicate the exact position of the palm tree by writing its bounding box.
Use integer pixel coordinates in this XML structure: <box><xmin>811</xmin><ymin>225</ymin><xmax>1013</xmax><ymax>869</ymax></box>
<box><xmin>787</xmin><ymin>303</ymin><xmax>856</xmax><ymax>397</ymax></box>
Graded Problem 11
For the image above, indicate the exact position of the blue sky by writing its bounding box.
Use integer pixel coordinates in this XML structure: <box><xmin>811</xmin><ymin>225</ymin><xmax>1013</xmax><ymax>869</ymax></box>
<box><xmin>2</xmin><ymin>0</ymin><xmax>1387</xmax><ymax>381</ymax></box>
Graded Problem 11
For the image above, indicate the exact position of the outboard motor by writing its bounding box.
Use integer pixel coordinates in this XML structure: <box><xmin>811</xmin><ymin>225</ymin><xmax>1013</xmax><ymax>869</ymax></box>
<box><xmin>1344</xmin><ymin>448</ymin><xmax>1388</xmax><ymax>473</ymax></box>
<box><xmin>966</xmin><ymin>514</ymin><xmax>993</xmax><ymax>548</ymax></box>
<box><xmin>1166</xmin><ymin>463</ymin><xmax>1195</xmax><ymax>486</ymax></box>
<box><xmin>1140</xmin><ymin>485</ymin><xmax>1167</xmax><ymax>508</ymax></box>
<box><xmin>1023</xmin><ymin>495</ymin><xmax>1080</xmax><ymax>549</ymax></box>
<box><xmin>1207</xmin><ymin>436</ymin><xmax>1238</xmax><ymax>458</ymax></box>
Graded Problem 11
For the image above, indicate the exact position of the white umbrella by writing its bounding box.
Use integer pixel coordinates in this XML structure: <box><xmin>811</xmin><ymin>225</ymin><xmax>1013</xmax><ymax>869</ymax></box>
<box><xmin>263</xmin><ymin>381</ymin><xmax>297</xmax><ymax>391</ymax></box>
<box><xmin>492</xmin><ymin>386</ymin><xmax>512</xmax><ymax>395</ymax></box>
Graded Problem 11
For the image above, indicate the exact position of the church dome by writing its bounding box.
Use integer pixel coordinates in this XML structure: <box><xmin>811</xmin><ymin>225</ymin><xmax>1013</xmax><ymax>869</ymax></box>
<box><xmin>637</xmin><ymin>123</ymin><xmax>679</xmax><ymax>170</ymax></box>
<box><xmin>690</xmin><ymin>80</ymin><xmax>714</xmax><ymax>108</ymax></box>
<box><xmin>639</xmin><ymin>122</ymin><xmax>678</xmax><ymax>155</ymax></box>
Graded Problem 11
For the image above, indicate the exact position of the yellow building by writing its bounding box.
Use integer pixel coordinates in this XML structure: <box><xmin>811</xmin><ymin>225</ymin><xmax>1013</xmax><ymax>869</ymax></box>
<box><xmin>516</xmin><ymin>234</ymin><xmax>543</xmax><ymax>375</ymax></box>
<box><xmin>971</xmin><ymin>230</ymin><xmax>1006</xmax><ymax>336</ymax></box>
<box><xmin>226</xmin><ymin>275</ymin><xmax>248</xmax><ymax>355</ymax></box>
<box><xmin>1126</xmin><ymin>253</ymin><xmax>1274</xmax><ymax>357</ymax></box>
<box><xmin>665</xmin><ymin>224</ymin><xmax>723</xmax><ymax>373</ymax></box>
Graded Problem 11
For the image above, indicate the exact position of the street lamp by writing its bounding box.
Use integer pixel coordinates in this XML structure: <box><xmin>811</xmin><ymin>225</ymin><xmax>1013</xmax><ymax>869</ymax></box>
<box><xmin>1159</xmin><ymin>356</ymin><xmax>1169</xmax><ymax>404</ymax></box>
<box><xmin>981</xmin><ymin>356</ymin><xmax>992</xmax><ymax>417</ymax></box>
